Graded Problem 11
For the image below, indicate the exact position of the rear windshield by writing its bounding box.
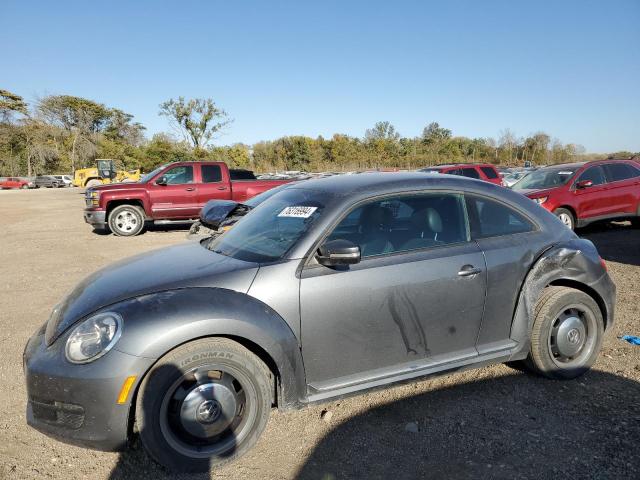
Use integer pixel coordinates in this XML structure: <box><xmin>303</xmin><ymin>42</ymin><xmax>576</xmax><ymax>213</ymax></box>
<box><xmin>513</xmin><ymin>167</ymin><xmax>576</xmax><ymax>190</ymax></box>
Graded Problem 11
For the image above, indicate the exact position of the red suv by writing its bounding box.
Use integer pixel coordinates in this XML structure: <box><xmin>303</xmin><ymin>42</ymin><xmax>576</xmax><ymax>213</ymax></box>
<box><xmin>419</xmin><ymin>163</ymin><xmax>503</xmax><ymax>185</ymax></box>
<box><xmin>513</xmin><ymin>159</ymin><xmax>640</xmax><ymax>230</ymax></box>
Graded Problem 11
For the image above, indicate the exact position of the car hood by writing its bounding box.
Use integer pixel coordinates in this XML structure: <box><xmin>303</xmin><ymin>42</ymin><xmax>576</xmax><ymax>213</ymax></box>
<box><xmin>44</xmin><ymin>242</ymin><xmax>259</xmax><ymax>344</ymax></box>
<box><xmin>517</xmin><ymin>187</ymin><xmax>558</xmax><ymax>197</ymax></box>
<box><xmin>89</xmin><ymin>182</ymin><xmax>144</xmax><ymax>192</ymax></box>
<box><xmin>200</xmin><ymin>200</ymin><xmax>251</xmax><ymax>228</ymax></box>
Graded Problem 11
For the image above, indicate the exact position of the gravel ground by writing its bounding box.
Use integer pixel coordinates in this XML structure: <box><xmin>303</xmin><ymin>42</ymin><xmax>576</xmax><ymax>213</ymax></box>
<box><xmin>0</xmin><ymin>188</ymin><xmax>638</xmax><ymax>480</ymax></box>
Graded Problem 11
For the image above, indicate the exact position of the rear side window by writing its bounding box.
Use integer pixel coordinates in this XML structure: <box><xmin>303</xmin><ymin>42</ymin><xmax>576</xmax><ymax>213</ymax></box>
<box><xmin>326</xmin><ymin>193</ymin><xmax>468</xmax><ymax>257</ymax></box>
<box><xmin>576</xmin><ymin>166</ymin><xmax>606</xmax><ymax>186</ymax></box>
<box><xmin>603</xmin><ymin>163</ymin><xmax>636</xmax><ymax>182</ymax></box>
<box><xmin>461</xmin><ymin>168</ymin><xmax>481</xmax><ymax>179</ymax></box>
<box><xmin>465</xmin><ymin>195</ymin><xmax>534</xmax><ymax>239</ymax></box>
<box><xmin>202</xmin><ymin>165</ymin><xmax>222</xmax><ymax>183</ymax></box>
<box><xmin>480</xmin><ymin>166</ymin><xmax>499</xmax><ymax>179</ymax></box>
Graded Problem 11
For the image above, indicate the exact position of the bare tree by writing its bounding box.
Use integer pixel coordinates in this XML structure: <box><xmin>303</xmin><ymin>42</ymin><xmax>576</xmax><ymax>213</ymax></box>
<box><xmin>159</xmin><ymin>97</ymin><xmax>231</xmax><ymax>149</ymax></box>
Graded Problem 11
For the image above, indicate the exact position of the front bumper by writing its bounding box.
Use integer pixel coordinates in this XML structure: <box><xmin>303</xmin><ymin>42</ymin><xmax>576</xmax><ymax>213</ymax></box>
<box><xmin>24</xmin><ymin>325</ymin><xmax>154</xmax><ymax>451</ymax></box>
<box><xmin>84</xmin><ymin>209</ymin><xmax>107</xmax><ymax>228</ymax></box>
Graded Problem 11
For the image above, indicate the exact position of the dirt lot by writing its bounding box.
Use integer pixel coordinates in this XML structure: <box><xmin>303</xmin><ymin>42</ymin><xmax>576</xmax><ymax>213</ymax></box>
<box><xmin>0</xmin><ymin>188</ymin><xmax>639</xmax><ymax>480</ymax></box>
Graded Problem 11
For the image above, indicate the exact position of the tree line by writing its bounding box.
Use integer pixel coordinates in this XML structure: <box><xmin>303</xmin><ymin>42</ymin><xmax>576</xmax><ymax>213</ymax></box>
<box><xmin>0</xmin><ymin>89</ymin><xmax>635</xmax><ymax>177</ymax></box>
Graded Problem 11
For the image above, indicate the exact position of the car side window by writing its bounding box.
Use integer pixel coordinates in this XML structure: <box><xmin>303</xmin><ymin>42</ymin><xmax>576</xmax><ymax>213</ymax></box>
<box><xmin>163</xmin><ymin>166</ymin><xmax>194</xmax><ymax>185</ymax></box>
<box><xmin>326</xmin><ymin>193</ymin><xmax>468</xmax><ymax>258</ymax></box>
<box><xmin>603</xmin><ymin>163</ymin><xmax>635</xmax><ymax>182</ymax></box>
<box><xmin>465</xmin><ymin>195</ymin><xmax>534</xmax><ymax>239</ymax></box>
<box><xmin>461</xmin><ymin>168</ymin><xmax>481</xmax><ymax>179</ymax></box>
<box><xmin>480</xmin><ymin>166</ymin><xmax>499</xmax><ymax>179</ymax></box>
<box><xmin>576</xmin><ymin>166</ymin><xmax>606</xmax><ymax>186</ymax></box>
<box><xmin>202</xmin><ymin>165</ymin><xmax>222</xmax><ymax>183</ymax></box>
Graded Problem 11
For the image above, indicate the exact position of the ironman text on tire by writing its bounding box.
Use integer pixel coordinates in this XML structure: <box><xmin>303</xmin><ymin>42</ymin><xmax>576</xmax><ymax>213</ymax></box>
<box><xmin>136</xmin><ymin>338</ymin><xmax>272</xmax><ymax>473</ymax></box>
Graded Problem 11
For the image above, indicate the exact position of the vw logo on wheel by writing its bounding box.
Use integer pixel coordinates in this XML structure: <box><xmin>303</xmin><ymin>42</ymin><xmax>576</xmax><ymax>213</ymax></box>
<box><xmin>196</xmin><ymin>400</ymin><xmax>221</xmax><ymax>423</ymax></box>
<box><xmin>567</xmin><ymin>328</ymin><xmax>581</xmax><ymax>345</ymax></box>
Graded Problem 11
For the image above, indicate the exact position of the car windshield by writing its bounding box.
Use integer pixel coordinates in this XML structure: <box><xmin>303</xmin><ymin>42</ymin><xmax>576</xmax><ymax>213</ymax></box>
<box><xmin>139</xmin><ymin>164</ymin><xmax>169</xmax><ymax>183</ymax></box>
<box><xmin>512</xmin><ymin>167</ymin><xmax>576</xmax><ymax>190</ymax></box>
<box><xmin>208</xmin><ymin>188</ymin><xmax>325</xmax><ymax>263</ymax></box>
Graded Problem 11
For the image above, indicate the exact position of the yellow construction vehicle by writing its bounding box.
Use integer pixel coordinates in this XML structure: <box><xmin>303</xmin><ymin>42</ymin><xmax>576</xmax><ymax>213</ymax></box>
<box><xmin>73</xmin><ymin>159</ymin><xmax>141</xmax><ymax>188</ymax></box>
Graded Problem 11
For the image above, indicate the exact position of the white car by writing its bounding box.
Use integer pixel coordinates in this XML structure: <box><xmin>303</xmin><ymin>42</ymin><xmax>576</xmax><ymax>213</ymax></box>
<box><xmin>51</xmin><ymin>175</ymin><xmax>73</xmax><ymax>187</ymax></box>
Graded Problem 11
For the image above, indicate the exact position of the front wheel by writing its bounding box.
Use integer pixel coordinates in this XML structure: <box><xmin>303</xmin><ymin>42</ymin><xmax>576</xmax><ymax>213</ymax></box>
<box><xmin>526</xmin><ymin>286</ymin><xmax>604</xmax><ymax>379</ymax></box>
<box><xmin>554</xmin><ymin>208</ymin><xmax>575</xmax><ymax>230</ymax></box>
<box><xmin>108</xmin><ymin>204</ymin><xmax>145</xmax><ymax>236</ymax></box>
<box><xmin>136</xmin><ymin>338</ymin><xmax>273</xmax><ymax>473</ymax></box>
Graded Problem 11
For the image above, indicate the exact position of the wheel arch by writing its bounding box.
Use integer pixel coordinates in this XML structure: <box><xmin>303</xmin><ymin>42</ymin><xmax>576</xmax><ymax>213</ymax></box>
<box><xmin>111</xmin><ymin>287</ymin><xmax>307</xmax><ymax>439</ymax></box>
<box><xmin>509</xmin><ymin>239</ymin><xmax>613</xmax><ymax>360</ymax></box>
<box><xmin>106</xmin><ymin>199</ymin><xmax>145</xmax><ymax>218</ymax></box>
<box><xmin>547</xmin><ymin>278</ymin><xmax>608</xmax><ymax>329</ymax></box>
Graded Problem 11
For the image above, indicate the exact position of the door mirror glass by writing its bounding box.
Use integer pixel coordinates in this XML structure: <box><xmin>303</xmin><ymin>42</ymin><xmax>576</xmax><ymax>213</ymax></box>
<box><xmin>576</xmin><ymin>180</ymin><xmax>593</xmax><ymax>189</ymax></box>
<box><xmin>317</xmin><ymin>239</ymin><xmax>361</xmax><ymax>266</ymax></box>
<box><xmin>156</xmin><ymin>176</ymin><xmax>168</xmax><ymax>186</ymax></box>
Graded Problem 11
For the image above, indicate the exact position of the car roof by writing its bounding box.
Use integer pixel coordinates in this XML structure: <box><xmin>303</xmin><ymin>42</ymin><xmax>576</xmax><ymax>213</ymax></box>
<box><xmin>538</xmin><ymin>162</ymin><xmax>585</xmax><ymax>170</ymax></box>
<box><xmin>428</xmin><ymin>163</ymin><xmax>494</xmax><ymax>169</ymax></box>
<box><xmin>291</xmin><ymin>172</ymin><xmax>495</xmax><ymax>197</ymax></box>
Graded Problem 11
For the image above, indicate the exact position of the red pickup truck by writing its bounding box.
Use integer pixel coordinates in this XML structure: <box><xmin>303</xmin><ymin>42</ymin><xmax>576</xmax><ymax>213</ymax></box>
<box><xmin>84</xmin><ymin>161</ymin><xmax>291</xmax><ymax>236</ymax></box>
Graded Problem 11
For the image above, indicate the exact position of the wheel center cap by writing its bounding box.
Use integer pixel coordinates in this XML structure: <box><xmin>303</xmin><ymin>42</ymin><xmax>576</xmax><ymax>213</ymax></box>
<box><xmin>196</xmin><ymin>399</ymin><xmax>221</xmax><ymax>423</ymax></box>
<box><xmin>567</xmin><ymin>328</ymin><xmax>581</xmax><ymax>345</ymax></box>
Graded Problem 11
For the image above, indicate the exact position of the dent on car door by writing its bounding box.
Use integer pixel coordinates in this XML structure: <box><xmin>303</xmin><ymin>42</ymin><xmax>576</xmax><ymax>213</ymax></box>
<box><xmin>465</xmin><ymin>194</ymin><xmax>547</xmax><ymax>354</ymax></box>
<box><xmin>300</xmin><ymin>192</ymin><xmax>487</xmax><ymax>392</ymax></box>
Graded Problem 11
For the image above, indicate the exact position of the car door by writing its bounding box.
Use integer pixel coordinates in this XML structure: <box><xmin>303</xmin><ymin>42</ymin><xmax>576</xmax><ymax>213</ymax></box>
<box><xmin>300</xmin><ymin>192</ymin><xmax>487</xmax><ymax>391</ymax></box>
<box><xmin>465</xmin><ymin>194</ymin><xmax>546</xmax><ymax>353</ymax></box>
<box><xmin>195</xmin><ymin>164</ymin><xmax>232</xmax><ymax>208</ymax></box>
<box><xmin>571</xmin><ymin>165</ymin><xmax>609</xmax><ymax>219</ymax></box>
<box><xmin>602</xmin><ymin>162</ymin><xmax>639</xmax><ymax>214</ymax></box>
<box><xmin>147</xmin><ymin>165</ymin><xmax>199</xmax><ymax>219</ymax></box>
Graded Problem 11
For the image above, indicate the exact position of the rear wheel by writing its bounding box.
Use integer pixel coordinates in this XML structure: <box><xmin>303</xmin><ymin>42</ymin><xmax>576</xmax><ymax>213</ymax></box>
<box><xmin>136</xmin><ymin>338</ymin><xmax>272</xmax><ymax>473</ymax></box>
<box><xmin>108</xmin><ymin>204</ymin><xmax>145</xmax><ymax>236</ymax></box>
<box><xmin>525</xmin><ymin>286</ymin><xmax>603</xmax><ymax>379</ymax></box>
<box><xmin>554</xmin><ymin>208</ymin><xmax>575</xmax><ymax>230</ymax></box>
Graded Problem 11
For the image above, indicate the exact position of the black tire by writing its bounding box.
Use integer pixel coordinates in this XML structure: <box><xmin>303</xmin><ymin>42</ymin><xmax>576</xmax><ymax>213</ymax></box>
<box><xmin>632</xmin><ymin>218</ymin><xmax>640</xmax><ymax>228</ymax></box>
<box><xmin>553</xmin><ymin>207</ymin><xmax>575</xmax><ymax>230</ymax></box>
<box><xmin>107</xmin><ymin>204</ymin><xmax>145</xmax><ymax>236</ymax></box>
<box><xmin>525</xmin><ymin>286</ymin><xmax>604</xmax><ymax>379</ymax></box>
<box><xmin>136</xmin><ymin>338</ymin><xmax>272</xmax><ymax>473</ymax></box>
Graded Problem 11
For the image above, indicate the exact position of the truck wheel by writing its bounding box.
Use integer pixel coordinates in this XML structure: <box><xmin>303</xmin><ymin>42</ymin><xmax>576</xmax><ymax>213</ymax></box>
<box><xmin>108</xmin><ymin>205</ymin><xmax>145</xmax><ymax>236</ymax></box>
<box><xmin>553</xmin><ymin>208</ymin><xmax>575</xmax><ymax>230</ymax></box>
<box><xmin>525</xmin><ymin>286</ymin><xmax>604</xmax><ymax>380</ymax></box>
<box><xmin>136</xmin><ymin>338</ymin><xmax>273</xmax><ymax>473</ymax></box>
<box><xmin>85</xmin><ymin>179</ymin><xmax>102</xmax><ymax>188</ymax></box>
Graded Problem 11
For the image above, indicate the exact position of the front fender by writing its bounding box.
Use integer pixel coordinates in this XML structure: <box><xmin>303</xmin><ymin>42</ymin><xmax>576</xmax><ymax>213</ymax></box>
<box><xmin>509</xmin><ymin>238</ymin><xmax>616</xmax><ymax>360</ymax></box>
<box><xmin>111</xmin><ymin>287</ymin><xmax>306</xmax><ymax>409</ymax></box>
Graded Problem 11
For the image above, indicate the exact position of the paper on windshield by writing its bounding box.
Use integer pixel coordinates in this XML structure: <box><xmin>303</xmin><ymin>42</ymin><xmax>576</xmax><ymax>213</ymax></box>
<box><xmin>558</xmin><ymin>171</ymin><xmax>574</xmax><ymax>175</ymax></box>
<box><xmin>278</xmin><ymin>206</ymin><xmax>318</xmax><ymax>218</ymax></box>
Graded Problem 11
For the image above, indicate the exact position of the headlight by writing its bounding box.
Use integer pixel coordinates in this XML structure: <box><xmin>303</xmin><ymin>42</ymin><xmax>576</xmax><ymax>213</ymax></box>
<box><xmin>65</xmin><ymin>312</ymin><xmax>122</xmax><ymax>364</ymax></box>
<box><xmin>533</xmin><ymin>196</ymin><xmax>548</xmax><ymax>205</ymax></box>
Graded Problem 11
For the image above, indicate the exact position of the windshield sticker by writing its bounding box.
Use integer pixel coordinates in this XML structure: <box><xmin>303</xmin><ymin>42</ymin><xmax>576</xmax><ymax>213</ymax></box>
<box><xmin>278</xmin><ymin>206</ymin><xmax>318</xmax><ymax>218</ymax></box>
<box><xmin>558</xmin><ymin>171</ymin><xmax>574</xmax><ymax>175</ymax></box>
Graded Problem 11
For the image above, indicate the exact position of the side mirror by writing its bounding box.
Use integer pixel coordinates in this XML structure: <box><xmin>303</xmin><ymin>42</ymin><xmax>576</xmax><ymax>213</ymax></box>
<box><xmin>156</xmin><ymin>176</ymin><xmax>168</xmax><ymax>186</ymax></box>
<box><xmin>576</xmin><ymin>180</ymin><xmax>593</xmax><ymax>189</ymax></box>
<box><xmin>316</xmin><ymin>239</ymin><xmax>361</xmax><ymax>267</ymax></box>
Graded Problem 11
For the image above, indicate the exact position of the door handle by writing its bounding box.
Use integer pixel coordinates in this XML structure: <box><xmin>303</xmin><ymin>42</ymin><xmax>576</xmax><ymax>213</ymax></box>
<box><xmin>185</xmin><ymin>187</ymin><xmax>195</xmax><ymax>191</ymax></box>
<box><xmin>217</xmin><ymin>186</ymin><xmax>227</xmax><ymax>190</ymax></box>
<box><xmin>458</xmin><ymin>265</ymin><xmax>482</xmax><ymax>277</ymax></box>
